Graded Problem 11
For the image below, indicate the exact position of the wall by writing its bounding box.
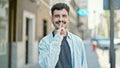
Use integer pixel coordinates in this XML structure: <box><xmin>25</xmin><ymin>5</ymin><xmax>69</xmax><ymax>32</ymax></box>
<box><xmin>11</xmin><ymin>0</ymin><xmax>38</xmax><ymax>68</ymax></box>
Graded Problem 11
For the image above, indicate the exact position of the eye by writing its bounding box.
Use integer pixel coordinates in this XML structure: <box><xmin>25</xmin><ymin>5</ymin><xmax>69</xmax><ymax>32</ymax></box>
<box><xmin>63</xmin><ymin>15</ymin><xmax>67</xmax><ymax>18</ymax></box>
<box><xmin>54</xmin><ymin>15</ymin><xmax>60</xmax><ymax>18</ymax></box>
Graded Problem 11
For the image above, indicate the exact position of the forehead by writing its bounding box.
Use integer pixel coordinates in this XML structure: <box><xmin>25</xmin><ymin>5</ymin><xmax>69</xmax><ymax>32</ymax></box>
<box><xmin>53</xmin><ymin>9</ymin><xmax>68</xmax><ymax>15</ymax></box>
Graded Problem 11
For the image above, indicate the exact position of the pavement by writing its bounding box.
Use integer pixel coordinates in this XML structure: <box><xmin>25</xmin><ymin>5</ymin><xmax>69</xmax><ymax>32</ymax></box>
<box><xmin>26</xmin><ymin>63</ymin><xmax>39</xmax><ymax>68</ymax></box>
<box><xmin>84</xmin><ymin>40</ymin><xmax>120</xmax><ymax>68</ymax></box>
<box><xmin>84</xmin><ymin>40</ymin><xmax>100</xmax><ymax>68</ymax></box>
<box><xmin>96</xmin><ymin>48</ymin><xmax>110</xmax><ymax>68</ymax></box>
<box><xmin>115</xmin><ymin>49</ymin><xmax>120</xmax><ymax>68</ymax></box>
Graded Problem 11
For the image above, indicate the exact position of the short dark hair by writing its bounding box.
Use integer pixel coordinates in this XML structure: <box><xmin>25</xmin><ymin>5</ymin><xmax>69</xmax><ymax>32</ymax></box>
<box><xmin>51</xmin><ymin>3</ymin><xmax>70</xmax><ymax>16</ymax></box>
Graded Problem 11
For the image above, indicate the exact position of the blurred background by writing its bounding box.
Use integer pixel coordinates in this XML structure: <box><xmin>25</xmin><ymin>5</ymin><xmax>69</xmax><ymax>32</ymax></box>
<box><xmin>0</xmin><ymin>0</ymin><xmax>120</xmax><ymax>68</ymax></box>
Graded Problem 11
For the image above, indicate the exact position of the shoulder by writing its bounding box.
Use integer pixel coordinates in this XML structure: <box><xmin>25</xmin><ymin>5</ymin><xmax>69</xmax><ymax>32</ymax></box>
<box><xmin>69</xmin><ymin>32</ymin><xmax>82</xmax><ymax>41</ymax></box>
<box><xmin>68</xmin><ymin>32</ymin><xmax>84</xmax><ymax>46</ymax></box>
<box><xmin>69</xmin><ymin>32</ymin><xmax>84</xmax><ymax>48</ymax></box>
<box><xmin>39</xmin><ymin>33</ymin><xmax>52</xmax><ymax>43</ymax></box>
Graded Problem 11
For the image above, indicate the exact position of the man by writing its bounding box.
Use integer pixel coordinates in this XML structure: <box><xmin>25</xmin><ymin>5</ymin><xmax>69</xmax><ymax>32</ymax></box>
<box><xmin>38</xmin><ymin>3</ymin><xmax>88</xmax><ymax>68</ymax></box>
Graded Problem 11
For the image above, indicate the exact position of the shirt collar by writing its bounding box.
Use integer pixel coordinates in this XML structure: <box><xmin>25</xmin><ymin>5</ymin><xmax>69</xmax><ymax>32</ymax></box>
<box><xmin>67</xmin><ymin>31</ymin><xmax>72</xmax><ymax>39</ymax></box>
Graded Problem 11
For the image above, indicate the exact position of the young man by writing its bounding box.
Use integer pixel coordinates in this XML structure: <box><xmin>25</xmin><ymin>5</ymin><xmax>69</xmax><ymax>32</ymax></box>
<box><xmin>38</xmin><ymin>3</ymin><xmax>88</xmax><ymax>68</ymax></box>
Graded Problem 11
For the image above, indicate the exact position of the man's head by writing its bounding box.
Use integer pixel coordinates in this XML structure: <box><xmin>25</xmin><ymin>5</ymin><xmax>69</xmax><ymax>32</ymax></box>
<box><xmin>51</xmin><ymin>3</ymin><xmax>70</xmax><ymax>30</ymax></box>
<box><xmin>51</xmin><ymin>3</ymin><xmax>70</xmax><ymax>16</ymax></box>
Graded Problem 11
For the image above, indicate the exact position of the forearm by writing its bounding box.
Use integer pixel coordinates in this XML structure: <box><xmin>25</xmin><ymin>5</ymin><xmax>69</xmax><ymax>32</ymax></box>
<box><xmin>39</xmin><ymin>34</ymin><xmax>63</xmax><ymax>68</ymax></box>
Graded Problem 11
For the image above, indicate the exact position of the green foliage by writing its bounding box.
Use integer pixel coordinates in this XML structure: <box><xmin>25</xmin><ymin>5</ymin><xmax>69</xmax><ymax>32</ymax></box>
<box><xmin>101</xmin><ymin>10</ymin><xmax>110</xmax><ymax>17</ymax></box>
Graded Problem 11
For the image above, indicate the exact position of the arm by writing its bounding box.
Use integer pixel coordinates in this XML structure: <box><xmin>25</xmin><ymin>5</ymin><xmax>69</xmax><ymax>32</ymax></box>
<box><xmin>38</xmin><ymin>34</ymin><xmax>63</xmax><ymax>68</ymax></box>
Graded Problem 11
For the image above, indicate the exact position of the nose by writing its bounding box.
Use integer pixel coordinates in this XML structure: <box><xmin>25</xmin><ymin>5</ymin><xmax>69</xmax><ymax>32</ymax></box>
<box><xmin>59</xmin><ymin>16</ymin><xmax>63</xmax><ymax>22</ymax></box>
<box><xmin>58</xmin><ymin>16</ymin><xmax>64</xmax><ymax>24</ymax></box>
<box><xmin>59</xmin><ymin>16</ymin><xmax>65</xmax><ymax>24</ymax></box>
<box><xmin>59</xmin><ymin>20</ymin><xmax>63</xmax><ymax>26</ymax></box>
<box><xmin>58</xmin><ymin>20</ymin><xmax>64</xmax><ymax>23</ymax></box>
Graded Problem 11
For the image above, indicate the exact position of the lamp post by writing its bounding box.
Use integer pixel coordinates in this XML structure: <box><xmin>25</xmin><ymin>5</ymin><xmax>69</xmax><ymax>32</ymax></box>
<box><xmin>109</xmin><ymin>0</ymin><xmax>115</xmax><ymax>68</ymax></box>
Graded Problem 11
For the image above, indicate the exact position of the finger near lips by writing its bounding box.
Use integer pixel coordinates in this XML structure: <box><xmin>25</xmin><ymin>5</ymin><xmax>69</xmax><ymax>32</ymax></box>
<box><xmin>60</xmin><ymin>28</ymin><xmax>66</xmax><ymax>35</ymax></box>
<box><xmin>60</xmin><ymin>30</ymin><xmax>64</xmax><ymax>35</ymax></box>
<box><xmin>55</xmin><ymin>21</ymin><xmax>67</xmax><ymax>35</ymax></box>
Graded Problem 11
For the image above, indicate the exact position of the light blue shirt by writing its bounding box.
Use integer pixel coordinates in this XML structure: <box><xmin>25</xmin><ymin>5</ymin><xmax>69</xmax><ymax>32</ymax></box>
<box><xmin>38</xmin><ymin>31</ymin><xmax>88</xmax><ymax>68</ymax></box>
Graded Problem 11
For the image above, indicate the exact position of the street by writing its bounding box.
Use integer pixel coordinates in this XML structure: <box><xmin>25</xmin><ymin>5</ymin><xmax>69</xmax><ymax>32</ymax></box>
<box><xmin>84</xmin><ymin>41</ymin><xmax>100</xmax><ymax>68</ymax></box>
<box><xmin>84</xmin><ymin>40</ymin><xmax>120</xmax><ymax>68</ymax></box>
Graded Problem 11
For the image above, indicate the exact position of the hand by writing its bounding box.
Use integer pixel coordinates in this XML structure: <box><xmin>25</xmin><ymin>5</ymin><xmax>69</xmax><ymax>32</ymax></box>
<box><xmin>59</xmin><ymin>27</ymin><xmax>66</xmax><ymax>37</ymax></box>
<box><xmin>55</xmin><ymin>23</ymin><xmax>67</xmax><ymax>37</ymax></box>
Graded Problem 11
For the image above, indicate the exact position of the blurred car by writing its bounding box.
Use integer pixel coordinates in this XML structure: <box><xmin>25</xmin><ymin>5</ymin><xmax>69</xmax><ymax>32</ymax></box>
<box><xmin>114</xmin><ymin>38</ymin><xmax>120</xmax><ymax>50</ymax></box>
<box><xmin>92</xmin><ymin>36</ymin><xmax>110</xmax><ymax>49</ymax></box>
<box><xmin>92</xmin><ymin>36</ymin><xmax>120</xmax><ymax>50</ymax></box>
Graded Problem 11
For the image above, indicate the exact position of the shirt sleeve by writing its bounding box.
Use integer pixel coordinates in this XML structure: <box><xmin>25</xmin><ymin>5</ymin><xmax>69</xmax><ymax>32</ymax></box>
<box><xmin>81</xmin><ymin>41</ymin><xmax>88</xmax><ymax>68</ymax></box>
<box><xmin>38</xmin><ymin>34</ymin><xmax>63</xmax><ymax>68</ymax></box>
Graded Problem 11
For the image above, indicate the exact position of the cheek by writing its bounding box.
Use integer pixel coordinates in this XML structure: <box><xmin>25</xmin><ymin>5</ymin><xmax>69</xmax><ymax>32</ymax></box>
<box><xmin>65</xmin><ymin>19</ymin><xmax>69</xmax><ymax>23</ymax></box>
<box><xmin>52</xmin><ymin>17</ymin><xmax>57</xmax><ymax>22</ymax></box>
<box><xmin>65</xmin><ymin>17</ymin><xmax>70</xmax><ymax>22</ymax></box>
<box><xmin>52</xmin><ymin>19</ymin><xmax>58</xmax><ymax>23</ymax></box>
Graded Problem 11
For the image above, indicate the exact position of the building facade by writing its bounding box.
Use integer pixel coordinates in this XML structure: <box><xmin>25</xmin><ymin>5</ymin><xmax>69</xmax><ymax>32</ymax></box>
<box><xmin>0</xmin><ymin>0</ymin><xmax>9</xmax><ymax>68</ymax></box>
<box><xmin>0</xmin><ymin>0</ymin><xmax>87</xmax><ymax>68</ymax></box>
<box><xmin>10</xmin><ymin>0</ymin><xmax>38</xmax><ymax>68</ymax></box>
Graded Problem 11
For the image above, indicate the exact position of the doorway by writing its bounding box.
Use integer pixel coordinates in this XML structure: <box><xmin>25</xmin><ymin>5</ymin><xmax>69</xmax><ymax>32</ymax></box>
<box><xmin>43</xmin><ymin>19</ymin><xmax>47</xmax><ymax>36</ymax></box>
<box><xmin>25</xmin><ymin>18</ymin><xmax>31</xmax><ymax>64</ymax></box>
<box><xmin>23</xmin><ymin>10</ymin><xmax>35</xmax><ymax>65</ymax></box>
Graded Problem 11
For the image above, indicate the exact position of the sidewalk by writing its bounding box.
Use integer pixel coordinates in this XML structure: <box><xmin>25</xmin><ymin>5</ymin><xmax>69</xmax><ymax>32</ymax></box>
<box><xmin>84</xmin><ymin>39</ymin><xmax>111</xmax><ymax>68</ymax></box>
<box><xmin>26</xmin><ymin>63</ymin><xmax>39</xmax><ymax>68</ymax></box>
<box><xmin>96</xmin><ymin>48</ymin><xmax>110</xmax><ymax>68</ymax></box>
<box><xmin>84</xmin><ymin>40</ymin><xmax>100</xmax><ymax>68</ymax></box>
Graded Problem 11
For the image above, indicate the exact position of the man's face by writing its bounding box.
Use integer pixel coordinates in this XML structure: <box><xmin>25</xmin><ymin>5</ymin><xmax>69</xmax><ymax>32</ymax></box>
<box><xmin>51</xmin><ymin>9</ymin><xmax>70</xmax><ymax>29</ymax></box>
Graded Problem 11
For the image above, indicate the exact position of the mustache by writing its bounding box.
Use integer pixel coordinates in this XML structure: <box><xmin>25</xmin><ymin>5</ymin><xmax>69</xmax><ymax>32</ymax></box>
<box><xmin>56</xmin><ymin>20</ymin><xmax>66</xmax><ymax>24</ymax></box>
